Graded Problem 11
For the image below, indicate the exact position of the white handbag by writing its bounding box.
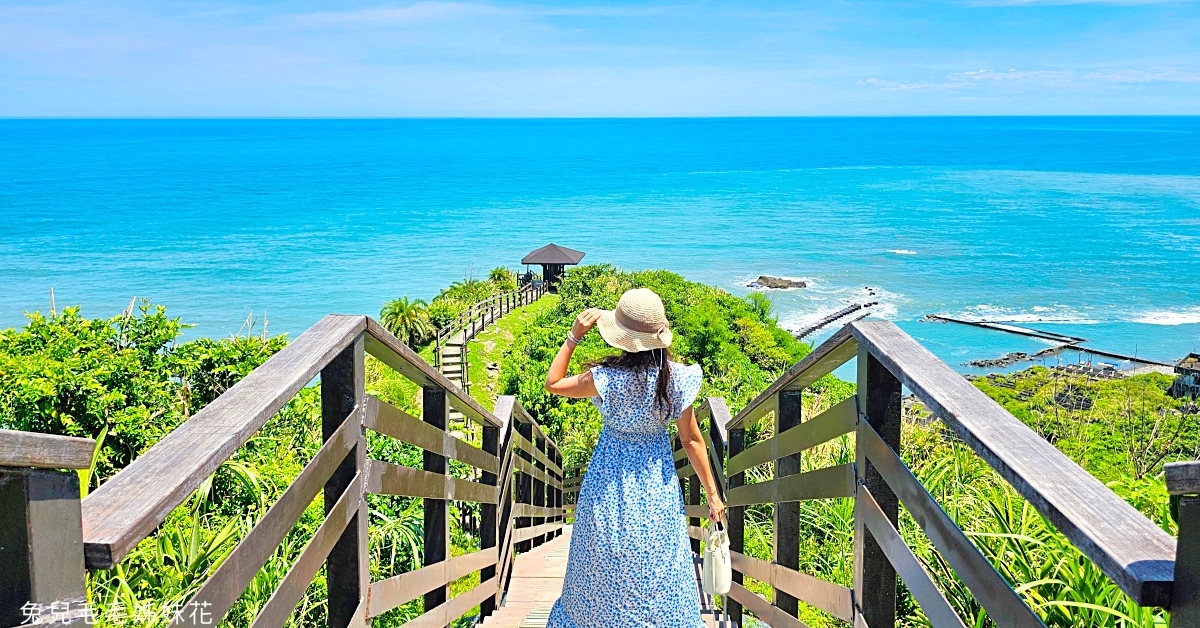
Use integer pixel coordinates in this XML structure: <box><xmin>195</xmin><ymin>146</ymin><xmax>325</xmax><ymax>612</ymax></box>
<box><xmin>702</xmin><ymin>519</ymin><xmax>732</xmax><ymax>596</ymax></box>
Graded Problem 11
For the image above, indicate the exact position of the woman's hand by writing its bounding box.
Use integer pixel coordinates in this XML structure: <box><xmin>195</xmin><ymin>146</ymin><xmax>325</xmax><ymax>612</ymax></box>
<box><xmin>571</xmin><ymin>308</ymin><xmax>603</xmax><ymax>341</ymax></box>
<box><xmin>708</xmin><ymin>497</ymin><xmax>726</xmax><ymax>525</ymax></box>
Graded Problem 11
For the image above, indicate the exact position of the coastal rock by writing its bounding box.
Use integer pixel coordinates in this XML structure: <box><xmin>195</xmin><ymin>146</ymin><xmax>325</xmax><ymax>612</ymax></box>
<box><xmin>749</xmin><ymin>275</ymin><xmax>806</xmax><ymax>289</ymax></box>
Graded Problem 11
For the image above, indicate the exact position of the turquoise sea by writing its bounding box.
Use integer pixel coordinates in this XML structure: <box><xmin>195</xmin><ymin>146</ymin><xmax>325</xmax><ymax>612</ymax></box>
<box><xmin>1</xmin><ymin>118</ymin><xmax>1198</xmax><ymax>372</ymax></box>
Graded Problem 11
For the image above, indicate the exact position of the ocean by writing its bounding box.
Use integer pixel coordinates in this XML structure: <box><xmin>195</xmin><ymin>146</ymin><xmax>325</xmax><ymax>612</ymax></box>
<box><xmin>2</xmin><ymin>118</ymin><xmax>1198</xmax><ymax>373</ymax></box>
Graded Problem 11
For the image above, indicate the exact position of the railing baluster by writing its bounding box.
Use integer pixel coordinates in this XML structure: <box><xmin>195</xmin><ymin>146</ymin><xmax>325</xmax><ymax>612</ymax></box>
<box><xmin>422</xmin><ymin>386</ymin><xmax>449</xmax><ymax>625</ymax></box>
<box><xmin>854</xmin><ymin>345</ymin><xmax>902</xmax><ymax>628</ymax></box>
<box><xmin>516</xmin><ymin>422</ymin><xmax>533</xmax><ymax>553</ymax></box>
<box><xmin>480</xmin><ymin>414</ymin><xmax>502</xmax><ymax>619</ymax></box>
<box><xmin>321</xmin><ymin>333</ymin><xmax>368</xmax><ymax>628</ymax></box>
<box><xmin>727</xmin><ymin>426</ymin><xmax>746</xmax><ymax>627</ymax></box>
<box><xmin>0</xmin><ymin>466</ymin><xmax>87</xmax><ymax>627</ymax></box>
<box><xmin>688</xmin><ymin>468</ymin><xmax>702</xmax><ymax>555</ymax></box>
<box><xmin>1168</xmin><ymin>463</ymin><xmax>1200</xmax><ymax>625</ymax></box>
<box><xmin>533</xmin><ymin>434</ymin><xmax>547</xmax><ymax>548</ymax></box>
<box><xmin>775</xmin><ymin>390</ymin><xmax>803</xmax><ymax>618</ymax></box>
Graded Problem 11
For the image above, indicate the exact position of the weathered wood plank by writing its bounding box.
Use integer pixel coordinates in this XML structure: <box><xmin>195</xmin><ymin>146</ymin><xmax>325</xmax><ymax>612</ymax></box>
<box><xmin>364</xmin><ymin>317</ymin><xmax>499</xmax><ymax>429</ymax></box>
<box><xmin>857</xmin><ymin>486</ymin><xmax>966</xmax><ymax>628</ymax></box>
<box><xmin>514</xmin><ymin>455</ymin><xmax>555</xmax><ymax>487</ymax></box>
<box><xmin>726</xmin><ymin>426</ymin><xmax>746</xmax><ymax>626</ymax></box>
<box><xmin>512</xmin><ymin>522</ymin><xmax>563</xmax><ymax>545</ymax></box>
<box><xmin>725</xmin><ymin>396</ymin><xmax>857</xmax><ymax>477</ymax></box>
<box><xmin>367</xmin><ymin>549</ymin><xmax>498</xmax><ymax>617</ymax></box>
<box><xmin>856</xmin><ymin>345</ymin><xmax>901</xmax><ymax>628</ymax></box>
<box><xmin>726</xmin><ymin>581</ymin><xmax>809</xmax><ymax>628</ymax></box>
<box><xmin>729</xmin><ymin>326</ymin><xmax>858</xmax><ymax>429</ymax></box>
<box><xmin>859</xmin><ymin>422</ymin><xmax>1045</xmax><ymax>627</ymax></box>
<box><xmin>513</xmin><ymin>428</ymin><xmax>560</xmax><ymax>475</ymax></box>
<box><xmin>82</xmin><ymin>314</ymin><xmax>366</xmax><ymax>569</ymax></box>
<box><xmin>363</xmin><ymin>395</ymin><xmax>499</xmax><ymax>474</ymax></box>
<box><xmin>510</xmin><ymin>398</ymin><xmax>562</xmax><ymax>464</ymax></box>
<box><xmin>1167</xmin><ymin>462</ymin><xmax>1200</xmax><ymax>495</ymax></box>
<box><xmin>249</xmin><ymin>473</ymin><xmax>361</xmax><ymax>628</ymax></box>
<box><xmin>676</xmin><ymin>463</ymin><xmax>696</xmax><ymax>479</ymax></box>
<box><xmin>698</xmin><ymin>396</ymin><xmax>733</xmax><ymax>446</ymax></box>
<box><xmin>776</xmin><ymin>390</ymin><xmax>803</xmax><ymax>618</ymax></box>
<box><xmin>178</xmin><ymin>414</ymin><xmax>357</xmax><ymax>626</ymax></box>
<box><xmin>365</xmin><ymin>460</ymin><xmax>497</xmax><ymax>504</ymax></box>
<box><xmin>725</xmin><ymin>464</ymin><xmax>855</xmax><ymax>507</ymax></box>
<box><xmin>400</xmin><ymin>576</ymin><xmax>497</xmax><ymax>628</ymax></box>
<box><xmin>323</xmin><ymin>336</ymin><xmax>367</xmax><ymax>628</ymax></box>
<box><xmin>850</xmin><ymin>320</ymin><xmax>1177</xmax><ymax>607</ymax></box>
<box><xmin>0</xmin><ymin>429</ymin><xmax>94</xmax><ymax>470</ymax></box>
<box><xmin>513</xmin><ymin>504</ymin><xmax>565</xmax><ymax>518</ymax></box>
<box><xmin>729</xmin><ymin>550</ymin><xmax>853</xmax><ymax>622</ymax></box>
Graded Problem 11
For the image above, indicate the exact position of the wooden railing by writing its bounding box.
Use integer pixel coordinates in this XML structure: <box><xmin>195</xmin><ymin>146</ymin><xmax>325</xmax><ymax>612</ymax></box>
<box><xmin>671</xmin><ymin>319</ymin><xmax>1192</xmax><ymax>627</ymax></box>
<box><xmin>433</xmin><ymin>283</ymin><xmax>546</xmax><ymax>350</ymax></box>
<box><xmin>663</xmin><ymin>320</ymin><xmax>1193</xmax><ymax>627</ymax></box>
<box><xmin>0</xmin><ymin>315</ymin><xmax>564</xmax><ymax>627</ymax></box>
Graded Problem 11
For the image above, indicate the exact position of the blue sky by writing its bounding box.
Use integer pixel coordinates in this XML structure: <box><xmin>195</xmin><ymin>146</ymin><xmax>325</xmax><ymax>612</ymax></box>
<box><xmin>1</xmin><ymin>0</ymin><xmax>1198</xmax><ymax>116</ymax></box>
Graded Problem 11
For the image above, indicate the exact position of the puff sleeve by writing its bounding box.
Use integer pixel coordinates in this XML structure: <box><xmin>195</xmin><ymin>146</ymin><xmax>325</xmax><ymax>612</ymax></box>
<box><xmin>589</xmin><ymin>366</ymin><xmax>609</xmax><ymax>412</ymax></box>
<box><xmin>673</xmin><ymin>363</ymin><xmax>703</xmax><ymax>418</ymax></box>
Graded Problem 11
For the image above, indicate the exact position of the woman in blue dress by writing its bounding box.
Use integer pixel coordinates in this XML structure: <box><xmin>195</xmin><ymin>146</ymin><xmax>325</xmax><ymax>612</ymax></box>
<box><xmin>543</xmin><ymin>288</ymin><xmax>726</xmax><ymax>628</ymax></box>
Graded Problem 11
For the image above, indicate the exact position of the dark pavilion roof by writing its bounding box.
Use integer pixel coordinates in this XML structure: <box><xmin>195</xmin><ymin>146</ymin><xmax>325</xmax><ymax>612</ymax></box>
<box><xmin>521</xmin><ymin>243</ymin><xmax>586</xmax><ymax>265</ymax></box>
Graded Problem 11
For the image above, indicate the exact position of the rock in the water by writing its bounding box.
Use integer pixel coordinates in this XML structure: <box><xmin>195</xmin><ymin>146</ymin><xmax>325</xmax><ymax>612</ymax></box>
<box><xmin>749</xmin><ymin>275</ymin><xmax>806</xmax><ymax>289</ymax></box>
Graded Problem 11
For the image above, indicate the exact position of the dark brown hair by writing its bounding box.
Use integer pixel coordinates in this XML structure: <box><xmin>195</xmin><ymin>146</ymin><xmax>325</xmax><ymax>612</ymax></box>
<box><xmin>589</xmin><ymin>348</ymin><xmax>675</xmax><ymax>419</ymax></box>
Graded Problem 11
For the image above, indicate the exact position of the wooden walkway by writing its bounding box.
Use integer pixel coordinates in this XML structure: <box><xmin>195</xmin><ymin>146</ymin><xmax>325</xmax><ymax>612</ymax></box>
<box><xmin>480</xmin><ymin>526</ymin><xmax>732</xmax><ymax>628</ymax></box>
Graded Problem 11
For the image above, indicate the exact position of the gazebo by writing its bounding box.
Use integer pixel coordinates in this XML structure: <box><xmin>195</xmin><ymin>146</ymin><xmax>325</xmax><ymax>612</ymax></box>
<box><xmin>521</xmin><ymin>243</ymin><xmax>585</xmax><ymax>292</ymax></box>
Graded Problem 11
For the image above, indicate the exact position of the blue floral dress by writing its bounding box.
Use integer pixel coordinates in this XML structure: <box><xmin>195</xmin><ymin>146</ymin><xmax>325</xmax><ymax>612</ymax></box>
<box><xmin>547</xmin><ymin>361</ymin><xmax>705</xmax><ymax>628</ymax></box>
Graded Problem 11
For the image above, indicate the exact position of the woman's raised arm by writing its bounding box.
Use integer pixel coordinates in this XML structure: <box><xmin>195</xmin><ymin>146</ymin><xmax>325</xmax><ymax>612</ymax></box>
<box><xmin>544</xmin><ymin>308</ymin><xmax>602</xmax><ymax>399</ymax></box>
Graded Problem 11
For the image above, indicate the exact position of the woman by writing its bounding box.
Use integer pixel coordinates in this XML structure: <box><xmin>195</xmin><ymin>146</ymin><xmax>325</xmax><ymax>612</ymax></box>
<box><xmin>543</xmin><ymin>288</ymin><xmax>726</xmax><ymax>628</ymax></box>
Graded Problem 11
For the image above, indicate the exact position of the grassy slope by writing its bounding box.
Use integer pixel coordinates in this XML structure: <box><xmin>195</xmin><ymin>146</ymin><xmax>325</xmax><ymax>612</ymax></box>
<box><xmin>466</xmin><ymin>295</ymin><xmax>559</xmax><ymax>411</ymax></box>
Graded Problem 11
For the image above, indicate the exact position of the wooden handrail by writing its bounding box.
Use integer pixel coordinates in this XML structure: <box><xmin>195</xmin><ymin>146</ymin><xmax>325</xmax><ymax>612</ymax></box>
<box><xmin>665</xmin><ymin>318</ymin><xmax>1186</xmax><ymax>626</ymax></box>
<box><xmin>850</xmin><ymin>320</ymin><xmax>1176</xmax><ymax>607</ymax></box>
<box><xmin>0</xmin><ymin>429</ymin><xmax>95</xmax><ymax>470</ymax></box>
<box><xmin>727</xmin><ymin>324</ymin><xmax>858</xmax><ymax>430</ymax></box>
<box><xmin>80</xmin><ymin>314</ymin><xmax>367</xmax><ymax>569</ymax></box>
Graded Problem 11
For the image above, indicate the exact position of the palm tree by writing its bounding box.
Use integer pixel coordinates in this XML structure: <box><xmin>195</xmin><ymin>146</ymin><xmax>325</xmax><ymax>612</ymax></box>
<box><xmin>380</xmin><ymin>296</ymin><xmax>435</xmax><ymax>347</ymax></box>
<box><xmin>488</xmin><ymin>267</ymin><xmax>518</xmax><ymax>291</ymax></box>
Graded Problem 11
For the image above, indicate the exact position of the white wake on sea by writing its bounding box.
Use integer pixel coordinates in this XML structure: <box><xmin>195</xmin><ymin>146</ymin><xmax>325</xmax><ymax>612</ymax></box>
<box><xmin>1133</xmin><ymin>308</ymin><xmax>1200</xmax><ymax>326</ymax></box>
<box><xmin>952</xmin><ymin>304</ymin><xmax>1101</xmax><ymax>325</ymax></box>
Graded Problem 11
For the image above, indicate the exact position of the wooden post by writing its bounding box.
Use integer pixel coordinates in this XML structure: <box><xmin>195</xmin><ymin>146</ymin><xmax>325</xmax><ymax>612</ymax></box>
<box><xmin>552</xmin><ymin>449</ymin><xmax>562</xmax><ymax>538</ymax></box>
<box><xmin>689</xmin><ymin>474</ymin><xmax>702</xmax><ymax>554</ymax></box>
<box><xmin>516</xmin><ymin>423</ymin><xmax>533</xmax><ymax>553</ymax></box>
<box><xmin>533</xmin><ymin>434</ymin><xmax>547</xmax><ymax>548</ymax></box>
<box><xmin>0</xmin><ymin>468</ymin><xmax>87</xmax><ymax>627</ymax></box>
<box><xmin>422</xmin><ymin>386</ymin><xmax>450</xmax><ymax>622</ymax></box>
<box><xmin>1174</xmin><ymin>498</ymin><xmax>1200</xmax><ymax>626</ymax></box>
<box><xmin>496</xmin><ymin>418</ymin><xmax>515</xmax><ymax>606</ymax></box>
<box><xmin>1168</xmin><ymin>463</ymin><xmax>1200</xmax><ymax>626</ymax></box>
<box><xmin>727</xmin><ymin>427</ymin><xmax>746</xmax><ymax>627</ymax></box>
<box><xmin>854</xmin><ymin>346</ymin><xmax>902</xmax><ymax>628</ymax></box>
<box><xmin>480</xmin><ymin>417</ymin><xmax>502</xmax><ymax>619</ymax></box>
<box><xmin>775</xmin><ymin>390</ymin><xmax>803</xmax><ymax>617</ymax></box>
<box><xmin>322</xmin><ymin>334</ymin><xmax>368</xmax><ymax>628</ymax></box>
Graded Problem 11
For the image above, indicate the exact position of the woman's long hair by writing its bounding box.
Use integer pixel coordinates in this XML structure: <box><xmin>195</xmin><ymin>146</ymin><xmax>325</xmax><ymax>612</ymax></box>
<box><xmin>589</xmin><ymin>348</ymin><xmax>675</xmax><ymax>419</ymax></box>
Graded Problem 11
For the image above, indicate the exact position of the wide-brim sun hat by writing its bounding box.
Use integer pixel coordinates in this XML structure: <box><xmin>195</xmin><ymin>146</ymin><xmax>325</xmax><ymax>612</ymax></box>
<box><xmin>596</xmin><ymin>288</ymin><xmax>674</xmax><ymax>353</ymax></box>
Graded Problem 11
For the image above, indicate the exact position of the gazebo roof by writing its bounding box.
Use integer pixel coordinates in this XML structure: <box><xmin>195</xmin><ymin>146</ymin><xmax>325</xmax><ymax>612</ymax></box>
<box><xmin>521</xmin><ymin>243</ymin><xmax>586</xmax><ymax>265</ymax></box>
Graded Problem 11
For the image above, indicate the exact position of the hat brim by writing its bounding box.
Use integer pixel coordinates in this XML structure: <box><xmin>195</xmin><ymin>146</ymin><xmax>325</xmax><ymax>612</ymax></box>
<box><xmin>595</xmin><ymin>309</ymin><xmax>673</xmax><ymax>353</ymax></box>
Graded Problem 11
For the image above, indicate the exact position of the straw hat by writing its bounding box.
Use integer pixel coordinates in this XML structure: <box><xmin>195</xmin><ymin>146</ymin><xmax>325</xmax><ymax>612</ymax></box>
<box><xmin>596</xmin><ymin>288</ymin><xmax>673</xmax><ymax>353</ymax></box>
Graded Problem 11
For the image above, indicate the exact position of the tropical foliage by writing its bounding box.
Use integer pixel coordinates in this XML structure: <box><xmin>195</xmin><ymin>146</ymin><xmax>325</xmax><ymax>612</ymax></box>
<box><xmin>379</xmin><ymin>296</ymin><xmax>435</xmax><ymax>347</ymax></box>
<box><xmin>4</xmin><ymin>265</ymin><xmax>1194</xmax><ymax>628</ymax></box>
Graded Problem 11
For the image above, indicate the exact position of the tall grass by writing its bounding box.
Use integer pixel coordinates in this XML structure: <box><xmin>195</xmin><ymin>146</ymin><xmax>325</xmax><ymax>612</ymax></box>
<box><xmin>733</xmin><ymin>400</ymin><xmax>1173</xmax><ymax>628</ymax></box>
